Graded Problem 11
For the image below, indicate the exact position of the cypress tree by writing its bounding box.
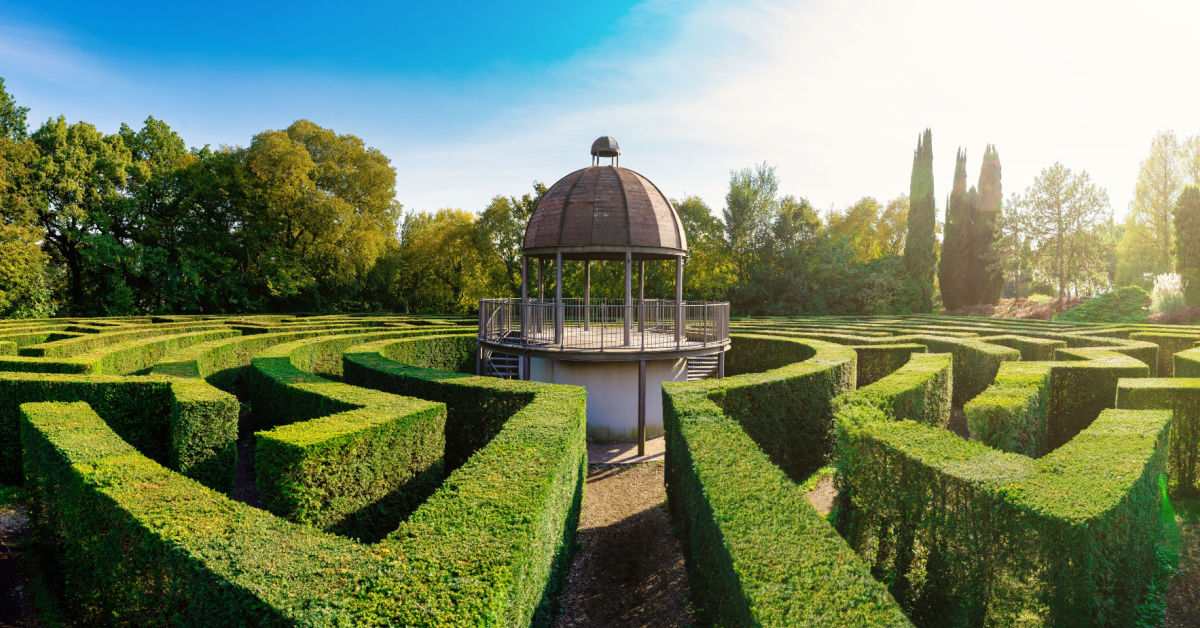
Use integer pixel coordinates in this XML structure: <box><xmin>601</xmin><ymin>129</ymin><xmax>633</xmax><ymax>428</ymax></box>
<box><xmin>939</xmin><ymin>148</ymin><xmax>970</xmax><ymax>310</ymax></box>
<box><xmin>904</xmin><ymin>129</ymin><xmax>937</xmax><ymax>312</ymax></box>
<box><xmin>1175</xmin><ymin>185</ymin><xmax>1200</xmax><ymax>305</ymax></box>
<box><xmin>973</xmin><ymin>144</ymin><xmax>1003</xmax><ymax>304</ymax></box>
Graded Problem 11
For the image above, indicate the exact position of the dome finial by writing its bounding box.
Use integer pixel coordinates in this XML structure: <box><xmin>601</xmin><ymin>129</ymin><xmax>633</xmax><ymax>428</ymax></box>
<box><xmin>591</xmin><ymin>136</ymin><xmax>620</xmax><ymax>167</ymax></box>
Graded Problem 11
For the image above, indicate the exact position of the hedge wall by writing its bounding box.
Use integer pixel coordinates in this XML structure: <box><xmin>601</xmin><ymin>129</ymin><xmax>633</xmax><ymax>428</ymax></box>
<box><xmin>979</xmin><ymin>334</ymin><xmax>1066</xmax><ymax>361</ymax></box>
<box><xmin>835</xmin><ymin>352</ymin><xmax>952</xmax><ymax>428</ymax></box>
<box><xmin>852</xmin><ymin>343</ymin><xmax>927</xmax><ymax>387</ymax></box>
<box><xmin>909</xmin><ymin>335</ymin><xmax>1020</xmax><ymax>406</ymax></box>
<box><xmin>245</xmin><ymin>355</ymin><xmax>446</xmax><ymax>541</ymax></box>
<box><xmin>701</xmin><ymin>334</ymin><xmax>856</xmax><ymax>481</ymax></box>
<box><xmin>18</xmin><ymin>366</ymin><xmax>586</xmax><ymax>624</ymax></box>
<box><xmin>1117</xmin><ymin>377</ymin><xmax>1200</xmax><ymax>495</ymax></box>
<box><xmin>662</xmin><ymin>342</ymin><xmax>910</xmax><ymax>626</ymax></box>
<box><xmin>836</xmin><ymin>405</ymin><xmax>1170</xmax><ymax>626</ymax></box>
<box><xmin>1129</xmin><ymin>331</ymin><xmax>1200</xmax><ymax>378</ymax></box>
<box><xmin>258</xmin><ymin>328</ymin><xmax>462</xmax><ymax>381</ymax></box>
<box><xmin>963</xmin><ymin>349</ymin><xmax>1149</xmax><ymax>457</ymax></box>
<box><xmin>1177</xmin><ymin>346</ymin><xmax>1200</xmax><ymax>377</ymax></box>
<box><xmin>0</xmin><ymin>372</ymin><xmax>237</xmax><ymax>490</ymax></box>
<box><xmin>343</xmin><ymin>334</ymin><xmax>530</xmax><ymax>471</ymax></box>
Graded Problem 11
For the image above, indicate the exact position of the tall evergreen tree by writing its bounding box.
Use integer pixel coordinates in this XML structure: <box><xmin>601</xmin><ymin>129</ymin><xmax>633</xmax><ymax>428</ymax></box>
<box><xmin>904</xmin><ymin>129</ymin><xmax>937</xmax><ymax>312</ymax></box>
<box><xmin>973</xmin><ymin>144</ymin><xmax>1003</xmax><ymax>304</ymax></box>
<box><xmin>939</xmin><ymin>148</ymin><xmax>970</xmax><ymax>310</ymax></box>
<box><xmin>1175</xmin><ymin>185</ymin><xmax>1200</xmax><ymax>305</ymax></box>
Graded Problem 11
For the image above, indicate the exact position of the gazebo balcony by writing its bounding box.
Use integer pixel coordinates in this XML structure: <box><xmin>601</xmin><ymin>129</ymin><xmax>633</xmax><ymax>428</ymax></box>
<box><xmin>478</xmin><ymin>298</ymin><xmax>729</xmax><ymax>354</ymax></box>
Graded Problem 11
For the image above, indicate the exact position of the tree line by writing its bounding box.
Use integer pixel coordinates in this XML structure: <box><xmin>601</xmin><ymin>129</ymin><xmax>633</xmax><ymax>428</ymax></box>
<box><xmin>2</xmin><ymin>76</ymin><xmax>1193</xmax><ymax>317</ymax></box>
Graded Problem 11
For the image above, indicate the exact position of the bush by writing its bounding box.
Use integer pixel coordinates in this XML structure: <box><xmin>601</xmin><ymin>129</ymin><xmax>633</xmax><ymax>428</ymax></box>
<box><xmin>836</xmin><ymin>405</ymin><xmax>1170</xmax><ymax>625</ymax></box>
<box><xmin>662</xmin><ymin>341</ymin><xmax>909</xmax><ymax>626</ymax></box>
<box><xmin>0</xmin><ymin>372</ymin><xmax>237</xmax><ymax>489</ymax></box>
<box><xmin>245</xmin><ymin>354</ymin><xmax>446</xmax><ymax>540</ymax></box>
<box><xmin>1151</xmin><ymin>272</ymin><xmax>1187</xmax><ymax>316</ymax></box>
<box><xmin>1117</xmin><ymin>377</ymin><xmax>1200</xmax><ymax>495</ymax></box>
<box><xmin>1056</xmin><ymin>286</ymin><xmax>1150</xmax><ymax>323</ymax></box>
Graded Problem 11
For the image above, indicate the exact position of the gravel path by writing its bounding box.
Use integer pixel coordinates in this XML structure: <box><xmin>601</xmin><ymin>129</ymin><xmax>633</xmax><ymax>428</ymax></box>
<box><xmin>0</xmin><ymin>491</ymin><xmax>36</xmax><ymax>628</ymax></box>
<box><xmin>553</xmin><ymin>463</ymin><xmax>692</xmax><ymax>628</ymax></box>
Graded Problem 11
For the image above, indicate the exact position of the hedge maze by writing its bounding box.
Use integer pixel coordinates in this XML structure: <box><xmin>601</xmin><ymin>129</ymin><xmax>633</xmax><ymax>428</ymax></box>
<box><xmin>665</xmin><ymin>315</ymin><xmax>1200</xmax><ymax>627</ymax></box>
<box><xmin>5</xmin><ymin>313</ymin><xmax>1200</xmax><ymax>626</ymax></box>
<box><xmin>2</xmin><ymin>314</ymin><xmax>587</xmax><ymax>625</ymax></box>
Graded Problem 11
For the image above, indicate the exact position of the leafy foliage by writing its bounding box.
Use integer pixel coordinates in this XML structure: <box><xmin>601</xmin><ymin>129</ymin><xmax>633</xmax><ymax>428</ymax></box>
<box><xmin>904</xmin><ymin>129</ymin><xmax>937</xmax><ymax>312</ymax></box>
<box><xmin>1056</xmin><ymin>286</ymin><xmax>1151</xmax><ymax>323</ymax></box>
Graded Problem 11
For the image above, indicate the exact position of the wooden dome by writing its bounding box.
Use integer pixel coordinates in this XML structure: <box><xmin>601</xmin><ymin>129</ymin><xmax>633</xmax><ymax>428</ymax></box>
<box><xmin>523</xmin><ymin>165</ymin><xmax>687</xmax><ymax>260</ymax></box>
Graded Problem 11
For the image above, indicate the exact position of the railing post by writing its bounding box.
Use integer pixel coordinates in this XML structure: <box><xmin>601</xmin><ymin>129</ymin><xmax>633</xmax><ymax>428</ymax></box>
<box><xmin>675</xmin><ymin>255</ymin><xmax>683</xmax><ymax>349</ymax></box>
<box><xmin>555</xmin><ymin>252</ymin><xmax>563</xmax><ymax>346</ymax></box>
<box><xmin>624</xmin><ymin>252</ymin><xmax>632</xmax><ymax>347</ymax></box>
<box><xmin>520</xmin><ymin>257</ymin><xmax>528</xmax><ymax>343</ymax></box>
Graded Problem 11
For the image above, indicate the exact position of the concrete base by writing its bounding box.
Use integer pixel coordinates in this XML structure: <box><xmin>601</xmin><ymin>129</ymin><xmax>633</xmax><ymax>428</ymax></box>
<box><xmin>530</xmin><ymin>356</ymin><xmax>685</xmax><ymax>441</ymax></box>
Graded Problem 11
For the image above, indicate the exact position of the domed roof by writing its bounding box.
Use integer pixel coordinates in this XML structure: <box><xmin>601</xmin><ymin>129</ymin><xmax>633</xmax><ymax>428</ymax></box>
<box><xmin>524</xmin><ymin>164</ymin><xmax>687</xmax><ymax>260</ymax></box>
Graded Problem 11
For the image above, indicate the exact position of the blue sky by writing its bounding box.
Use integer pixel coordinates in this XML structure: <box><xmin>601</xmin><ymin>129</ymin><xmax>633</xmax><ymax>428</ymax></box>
<box><xmin>4</xmin><ymin>0</ymin><xmax>1200</xmax><ymax>219</ymax></box>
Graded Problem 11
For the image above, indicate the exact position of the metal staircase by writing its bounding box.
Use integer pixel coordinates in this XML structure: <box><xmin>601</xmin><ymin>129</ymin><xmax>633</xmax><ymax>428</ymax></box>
<box><xmin>482</xmin><ymin>350</ymin><xmax>520</xmax><ymax>379</ymax></box>
<box><xmin>686</xmin><ymin>355</ymin><xmax>720</xmax><ymax>381</ymax></box>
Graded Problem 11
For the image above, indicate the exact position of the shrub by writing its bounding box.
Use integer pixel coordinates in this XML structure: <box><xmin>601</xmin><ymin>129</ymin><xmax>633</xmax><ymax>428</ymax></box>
<box><xmin>836</xmin><ymin>406</ymin><xmax>1170</xmax><ymax>625</ymax></box>
<box><xmin>0</xmin><ymin>372</ymin><xmax>237</xmax><ymax>490</ymax></box>
<box><xmin>662</xmin><ymin>343</ymin><xmax>909</xmax><ymax>626</ymax></box>
<box><xmin>1056</xmin><ymin>286</ymin><xmax>1150</xmax><ymax>323</ymax></box>
<box><xmin>1151</xmin><ymin>272</ymin><xmax>1187</xmax><ymax>316</ymax></box>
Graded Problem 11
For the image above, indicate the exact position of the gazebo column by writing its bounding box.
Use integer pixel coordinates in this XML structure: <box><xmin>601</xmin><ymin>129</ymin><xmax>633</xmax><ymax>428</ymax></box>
<box><xmin>638</xmin><ymin>359</ymin><xmax>646</xmax><ymax>456</ymax></box>
<box><xmin>554</xmin><ymin>252</ymin><xmax>563</xmax><ymax>346</ymax></box>
<box><xmin>638</xmin><ymin>260</ymin><xmax>645</xmax><ymax>333</ymax></box>
<box><xmin>675</xmin><ymin>255</ymin><xmax>683</xmax><ymax>348</ymax></box>
<box><xmin>583</xmin><ymin>260</ymin><xmax>591</xmax><ymax>331</ymax></box>
<box><xmin>537</xmin><ymin>258</ymin><xmax>545</xmax><ymax>337</ymax></box>
<box><xmin>520</xmin><ymin>256</ymin><xmax>529</xmax><ymax>380</ymax></box>
<box><xmin>624</xmin><ymin>252</ymin><xmax>632</xmax><ymax>346</ymax></box>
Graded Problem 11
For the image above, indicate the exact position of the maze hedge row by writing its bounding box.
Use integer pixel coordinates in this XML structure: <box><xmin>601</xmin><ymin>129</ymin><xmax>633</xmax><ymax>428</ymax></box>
<box><xmin>5</xmin><ymin>313</ymin><xmax>1200</xmax><ymax>626</ymax></box>
<box><xmin>2</xmin><ymin>314</ymin><xmax>584</xmax><ymax>625</ymax></box>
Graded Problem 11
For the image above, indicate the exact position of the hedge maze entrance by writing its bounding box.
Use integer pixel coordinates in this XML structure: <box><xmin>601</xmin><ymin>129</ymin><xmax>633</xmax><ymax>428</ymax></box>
<box><xmin>2</xmin><ymin>313</ymin><xmax>1199</xmax><ymax>625</ymax></box>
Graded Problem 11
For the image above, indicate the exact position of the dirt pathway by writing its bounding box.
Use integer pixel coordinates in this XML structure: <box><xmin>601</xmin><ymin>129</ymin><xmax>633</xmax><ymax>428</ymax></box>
<box><xmin>0</xmin><ymin>490</ymin><xmax>36</xmax><ymax>628</ymax></box>
<box><xmin>553</xmin><ymin>463</ymin><xmax>692</xmax><ymax>628</ymax></box>
<box><xmin>1167</xmin><ymin>519</ymin><xmax>1200</xmax><ymax>627</ymax></box>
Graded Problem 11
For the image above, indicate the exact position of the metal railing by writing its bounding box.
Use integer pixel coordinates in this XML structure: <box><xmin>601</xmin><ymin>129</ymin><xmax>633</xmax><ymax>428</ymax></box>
<box><xmin>478</xmin><ymin>298</ymin><xmax>729</xmax><ymax>352</ymax></box>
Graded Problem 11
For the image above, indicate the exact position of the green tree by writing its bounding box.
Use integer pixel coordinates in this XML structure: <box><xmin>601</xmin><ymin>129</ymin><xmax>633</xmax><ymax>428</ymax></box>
<box><xmin>676</xmin><ymin>195</ymin><xmax>733</xmax><ymax>301</ymax></box>
<box><xmin>904</xmin><ymin>129</ymin><xmax>937</xmax><ymax>312</ymax></box>
<box><xmin>1115</xmin><ymin>215</ymin><xmax>1158</xmax><ymax>288</ymax></box>
<box><xmin>1016</xmin><ymin>163</ymin><xmax>1112</xmax><ymax>298</ymax></box>
<box><xmin>393</xmin><ymin>209</ymin><xmax>488</xmax><ymax>312</ymax></box>
<box><xmin>723</xmin><ymin>162</ymin><xmax>779</xmax><ymax>286</ymax></box>
<box><xmin>476</xmin><ymin>183</ymin><xmax>545</xmax><ymax>297</ymax></box>
<box><xmin>973</xmin><ymin>144</ymin><xmax>1003</xmax><ymax>304</ymax></box>
<box><xmin>879</xmin><ymin>195</ymin><xmax>909</xmax><ymax>256</ymax></box>
<box><xmin>0</xmin><ymin>78</ymin><xmax>29</xmax><ymax>141</ymax></box>
<box><xmin>30</xmin><ymin>116</ymin><xmax>133</xmax><ymax>311</ymax></box>
<box><xmin>241</xmin><ymin>120</ymin><xmax>401</xmax><ymax>307</ymax></box>
<box><xmin>828</xmin><ymin>197</ymin><xmax>893</xmax><ymax>263</ymax></box>
<box><xmin>1128</xmin><ymin>131</ymin><xmax>1182</xmax><ymax>275</ymax></box>
<box><xmin>1175</xmin><ymin>185</ymin><xmax>1200</xmax><ymax>305</ymax></box>
<box><xmin>0</xmin><ymin>135</ymin><xmax>55</xmax><ymax>317</ymax></box>
<box><xmin>939</xmin><ymin>148</ymin><xmax>970</xmax><ymax>310</ymax></box>
<box><xmin>998</xmin><ymin>194</ymin><xmax>1033</xmax><ymax>298</ymax></box>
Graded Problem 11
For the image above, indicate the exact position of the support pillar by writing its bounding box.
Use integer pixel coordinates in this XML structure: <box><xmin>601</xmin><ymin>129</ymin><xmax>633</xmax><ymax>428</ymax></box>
<box><xmin>583</xmin><ymin>260</ymin><xmax>591</xmax><ymax>331</ymax></box>
<box><xmin>675</xmin><ymin>255</ymin><xmax>683</xmax><ymax>348</ymax></box>
<box><xmin>718</xmin><ymin>350</ymin><xmax>725</xmax><ymax>379</ymax></box>
<box><xmin>624</xmin><ymin>252</ymin><xmax>632</xmax><ymax>346</ymax></box>
<box><xmin>555</xmin><ymin>252</ymin><xmax>563</xmax><ymax>346</ymax></box>
<box><xmin>638</xmin><ymin>260</ymin><xmax>645</xmax><ymax>333</ymax></box>
<box><xmin>638</xmin><ymin>359</ymin><xmax>646</xmax><ymax>457</ymax></box>
<box><xmin>537</xmin><ymin>258</ymin><xmax>545</xmax><ymax>337</ymax></box>
<box><xmin>520</xmin><ymin>256</ymin><xmax>528</xmax><ymax>342</ymax></box>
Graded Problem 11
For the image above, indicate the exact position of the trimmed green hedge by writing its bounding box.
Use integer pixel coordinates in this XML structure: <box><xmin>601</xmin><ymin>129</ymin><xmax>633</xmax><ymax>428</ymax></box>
<box><xmin>909</xmin><ymin>335</ymin><xmax>1020</xmax><ymax>406</ymax></box>
<box><xmin>18</xmin><ymin>365</ymin><xmax>586</xmax><ymax>624</ymax></box>
<box><xmin>964</xmin><ymin>349</ymin><xmax>1149</xmax><ymax>456</ymax></box>
<box><xmin>662</xmin><ymin>343</ymin><xmax>910</xmax><ymax>626</ymax></box>
<box><xmin>979</xmin><ymin>333</ymin><xmax>1066</xmax><ymax>360</ymax></box>
<box><xmin>835</xmin><ymin>352</ymin><xmax>952</xmax><ymax>428</ymax></box>
<box><xmin>343</xmin><ymin>334</ymin><xmax>529</xmax><ymax>471</ymax></box>
<box><xmin>704</xmin><ymin>334</ymin><xmax>856</xmax><ymax>480</ymax></box>
<box><xmin>254</xmin><ymin>328</ymin><xmax>464</xmax><ymax>380</ymax></box>
<box><xmin>1129</xmin><ymin>331</ymin><xmax>1200</xmax><ymax>378</ymax></box>
<box><xmin>0</xmin><ymin>372</ymin><xmax>237</xmax><ymax>490</ymax></box>
<box><xmin>836</xmin><ymin>405</ymin><xmax>1170</xmax><ymax>626</ymax></box>
<box><xmin>1177</xmin><ymin>345</ymin><xmax>1200</xmax><ymax>377</ymax></box>
<box><xmin>852</xmin><ymin>343</ymin><xmax>927</xmax><ymax>387</ymax></box>
<box><xmin>245</xmin><ymin>355</ymin><xmax>446</xmax><ymax>541</ymax></box>
<box><xmin>1117</xmin><ymin>377</ymin><xmax>1200</xmax><ymax>495</ymax></box>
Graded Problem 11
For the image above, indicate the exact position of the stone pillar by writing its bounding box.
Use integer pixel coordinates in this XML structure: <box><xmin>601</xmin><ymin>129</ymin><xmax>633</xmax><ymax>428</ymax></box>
<box><xmin>675</xmin><ymin>256</ymin><xmax>683</xmax><ymax>348</ymax></box>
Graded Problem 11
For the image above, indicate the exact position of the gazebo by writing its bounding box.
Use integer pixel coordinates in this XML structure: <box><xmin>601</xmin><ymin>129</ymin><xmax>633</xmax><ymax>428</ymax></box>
<box><xmin>477</xmin><ymin>137</ymin><xmax>730</xmax><ymax>452</ymax></box>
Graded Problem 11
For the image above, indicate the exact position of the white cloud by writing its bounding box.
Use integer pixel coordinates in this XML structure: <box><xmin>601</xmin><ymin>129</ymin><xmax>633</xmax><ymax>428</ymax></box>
<box><xmin>388</xmin><ymin>0</ymin><xmax>1200</xmax><ymax>221</ymax></box>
